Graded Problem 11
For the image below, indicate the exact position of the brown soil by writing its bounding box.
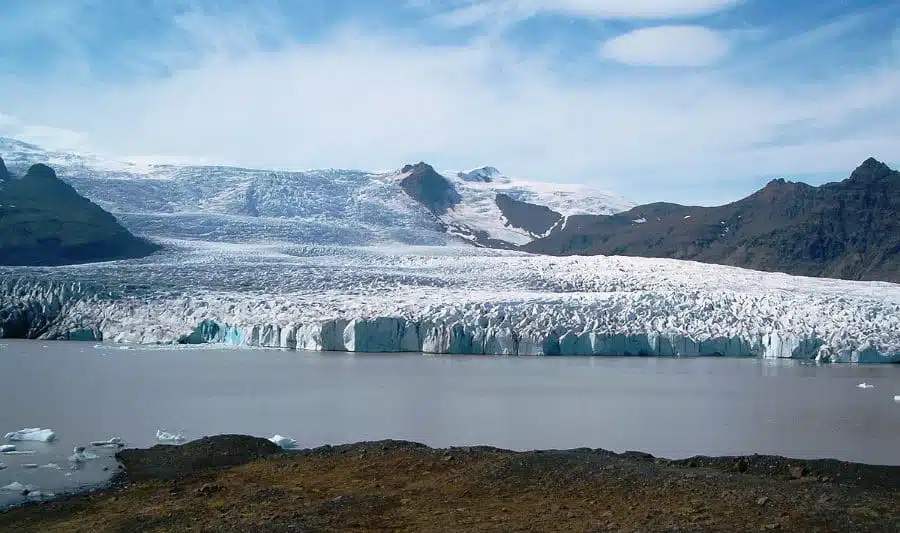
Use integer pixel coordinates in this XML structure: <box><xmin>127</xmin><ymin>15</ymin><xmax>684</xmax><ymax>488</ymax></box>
<box><xmin>1</xmin><ymin>436</ymin><xmax>898</xmax><ymax>532</ymax></box>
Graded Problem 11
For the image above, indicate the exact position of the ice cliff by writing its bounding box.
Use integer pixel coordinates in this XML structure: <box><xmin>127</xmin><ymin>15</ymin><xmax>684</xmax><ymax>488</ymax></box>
<box><xmin>2</xmin><ymin>245</ymin><xmax>899</xmax><ymax>363</ymax></box>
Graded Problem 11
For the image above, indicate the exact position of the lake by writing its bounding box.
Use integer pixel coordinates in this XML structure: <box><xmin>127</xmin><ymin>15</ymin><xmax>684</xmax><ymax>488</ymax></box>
<box><xmin>1</xmin><ymin>340</ymin><xmax>899</xmax><ymax>508</ymax></box>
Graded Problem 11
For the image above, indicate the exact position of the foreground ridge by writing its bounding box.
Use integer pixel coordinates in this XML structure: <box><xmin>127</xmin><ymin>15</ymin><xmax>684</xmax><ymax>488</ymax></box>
<box><xmin>1</xmin><ymin>436</ymin><xmax>898</xmax><ymax>532</ymax></box>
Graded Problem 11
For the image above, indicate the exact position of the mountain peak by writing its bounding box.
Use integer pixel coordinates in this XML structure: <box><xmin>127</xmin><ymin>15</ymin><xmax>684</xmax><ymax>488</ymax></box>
<box><xmin>400</xmin><ymin>162</ymin><xmax>435</xmax><ymax>174</ymax></box>
<box><xmin>847</xmin><ymin>157</ymin><xmax>895</xmax><ymax>183</ymax></box>
<box><xmin>25</xmin><ymin>163</ymin><xmax>59</xmax><ymax>180</ymax></box>
<box><xmin>0</xmin><ymin>156</ymin><xmax>9</xmax><ymax>182</ymax></box>
<box><xmin>397</xmin><ymin>162</ymin><xmax>460</xmax><ymax>216</ymax></box>
<box><xmin>457</xmin><ymin>166</ymin><xmax>502</xmax><ymax>183</ymax></box>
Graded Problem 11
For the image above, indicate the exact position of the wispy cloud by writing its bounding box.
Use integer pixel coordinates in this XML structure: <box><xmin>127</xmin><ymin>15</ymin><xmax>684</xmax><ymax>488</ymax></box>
<box><xmin>0</xmin><ymin>1</ymin><xmax>897</xmax><ymax>205</ymax></box>
<box><xmin>425</xmin><ymin>0</ymin><xmax>743</xmax><ymax>27</ymax></box>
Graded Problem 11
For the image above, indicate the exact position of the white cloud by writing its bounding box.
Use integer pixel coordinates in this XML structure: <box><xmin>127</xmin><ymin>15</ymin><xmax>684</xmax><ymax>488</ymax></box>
<box><xmin>600</xmin><ymin>26</ymin><xmax>731</xmax><ymax>67</ymax></box>
<box><xmin>430</xmin><ymin>0</ymin><xmax>743</xmax><ymax>27</ymax></box>
<box><xmin>1</xmin><ymin>7</ymin><xmax>898</xmax><ymax>205</ymax></box>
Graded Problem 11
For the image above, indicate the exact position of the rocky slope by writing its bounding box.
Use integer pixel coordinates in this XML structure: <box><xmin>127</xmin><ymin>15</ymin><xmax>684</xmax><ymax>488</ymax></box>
<box><xmin>1</xmin><ymin>436</ymin><xmax>898</xmax><ymax>532</ymax></box>
<box><xmin>0</xmin><ymin>158</ymin><xmax>160</xmax><ymax>266</ymax></box>
<box><xmin>525</xmin><ymin>158</ymin><xmax>900</xmax><ymax>283</ymax></box>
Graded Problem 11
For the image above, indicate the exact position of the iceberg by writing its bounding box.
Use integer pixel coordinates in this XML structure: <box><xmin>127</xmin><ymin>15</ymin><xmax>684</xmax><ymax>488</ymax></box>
<box><xmin>68</xmin><ymin>446</ymin><xmax>99</xmax><ymax>463</ymax></box>
<box><xmin>156</xmin><ymin>429</ymin><xmax>186</xmax><ymax>443</ymax></box>
<box><xmin>1</xmin><ymin>482</ymin><xmax>37</xmax><ymax>493</ymax></box>
<box><xmin>0</xmin><ymin>462</ymin><xmax>5</xmax><ymax>470</ymax></box>
<box><xmin>0</xmin><ymin>444</ymin><xmax>16</xmax><ymax>453</ymax></box>
<box><xmin>857</xmin><ymin>383</ymin><xmax>875</xmax><ymax>389</ymax></box>
<box><xmin>91</xmin><ymin>437</ymin><xmax>124</xmax><ymax>448</ymax></box>
<box><xmin>4</xmin><ymin>428</ymin><xmax>56</xmax><ymax>442</ymax></box>
<box><xmin>894</xmin><ymin>395</ymin><xmax>900</xmax><ymax>403</ymax></box>
<box><xmin>268</xmin><ymin>434</ymin><xmax>298</xmax><ymax>450</ymax></box>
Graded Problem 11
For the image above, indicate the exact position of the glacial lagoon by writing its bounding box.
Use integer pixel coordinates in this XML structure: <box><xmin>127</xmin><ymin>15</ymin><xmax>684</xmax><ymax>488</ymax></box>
<box><xmin>1</xmin><ymin>340</ymin><xmax>899</xmax><ymax>508</ymax></box>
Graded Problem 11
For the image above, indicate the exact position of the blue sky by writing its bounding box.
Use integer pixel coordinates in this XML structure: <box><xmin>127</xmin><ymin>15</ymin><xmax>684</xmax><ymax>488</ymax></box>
<box><xmin>0</xmin><ymin>0</ymin><xmax>898</xmax><ymax>204</ymax></box>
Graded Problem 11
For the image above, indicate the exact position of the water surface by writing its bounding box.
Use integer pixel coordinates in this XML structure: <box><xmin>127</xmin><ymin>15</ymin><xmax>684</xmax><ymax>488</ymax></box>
<box><xmin>1</xmin><ymin>340</ymin><xmax>899</xmax><ymax>507</ymax></box>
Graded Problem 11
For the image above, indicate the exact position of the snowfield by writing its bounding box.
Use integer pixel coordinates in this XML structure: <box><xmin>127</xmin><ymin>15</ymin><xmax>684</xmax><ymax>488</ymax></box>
<box><xmin>2</xmin><ymin>243</ymin><xmax>898</xmax><ymax>362</ymax></box>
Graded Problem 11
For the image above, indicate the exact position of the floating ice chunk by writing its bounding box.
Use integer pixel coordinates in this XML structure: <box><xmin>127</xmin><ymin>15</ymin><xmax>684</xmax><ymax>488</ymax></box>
<box><xmin>267</xmin><ymin>434</ymin><xmax>298</xmax><ymax>449</ymax></box>
<box><xmin>0</xmin><ymin>450</ymin><xmax>34</xmax><ymax>455</ymax></box>
<box><xmin>1</xmin><ymin>482</ymin><xmax>36</xmax><ymax>492</ymax></box>
<box><xmin>0</xmin><ymin>462</ymin><xmax>5</xmax><ymax>470</ymax></box>
<box><xmin>894</xmin><ymin>395</ymin><xmax>900</xmax><ymax>403</ymax></box>
<box><xmin>857</xmin><ymin>383</ymin><xmax>875</xmax><ymax>389</ymax></box>
<box><xmin>91</xmin><ymin>437</ymin><xmax>124</xmax><ymax>448</ymax></box>
<box><xmin>0</xmin><ymin>444</ymin><xmax>15</xmax><ymax>453</ymax></box>
<box><xmin>21</xmin><ymin>464</ymin><xmax>38</xmax><ymax>469</ymax></box>
<box><xmin>4</xmin><ymin>428</ymin><xmax>57</xmax><ymax>442</ymax></box>
<box><xmin>39</xmin><ymin>463</ymin><xmax>62</xmax><ymax>470</ymax></box>
<box><xmin>156</xmin><ymin>429</ymin><xmax>186</xmax><ymax>443</ymax></box>
<box><xmin>68</xmin><ymin>446</ymin><xmax>99</xmax><ymax>463</ymax></box>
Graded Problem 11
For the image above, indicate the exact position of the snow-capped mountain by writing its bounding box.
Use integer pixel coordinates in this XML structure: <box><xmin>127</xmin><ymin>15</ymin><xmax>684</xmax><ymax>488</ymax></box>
<box><xmin>0</xmin><ymin>137</ymin><xmax>634</xmax><ymax>248</ymax></box>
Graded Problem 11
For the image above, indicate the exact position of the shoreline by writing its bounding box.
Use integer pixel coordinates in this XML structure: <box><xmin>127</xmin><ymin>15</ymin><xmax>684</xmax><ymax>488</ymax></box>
<box><xmin>2</xmin><ymin>435</ymin><xmax>898</xmax><ymax>532</ymax></box>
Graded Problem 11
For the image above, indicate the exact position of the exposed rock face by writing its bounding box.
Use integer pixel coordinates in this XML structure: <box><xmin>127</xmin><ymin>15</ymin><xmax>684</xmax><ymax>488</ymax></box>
<box><xmin>0</xmin><ymin>160</ymin><xmax>160</xmax><ymax>266</ymax></box>
<box><xmin>526</xmin><ymin>158</ymin><xmax>900</xmax><ymax>283</ymax></box>
<box><xmin>0</xmin><ymin>156</ymin><xmax>9</xmax><ymax>182</ymax></box>
<box><xmin>494</xmin><ymin>193</ymin><xmax>563</xmax><ymax>237</ymax></box>
<box><xmin>398</xmin><ymin>162</ymin><xmax>461</xmax><ymax>216</ymax></box>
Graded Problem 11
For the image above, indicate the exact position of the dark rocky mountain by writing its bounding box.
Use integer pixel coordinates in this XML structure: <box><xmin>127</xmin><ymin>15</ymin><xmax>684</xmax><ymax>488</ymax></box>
<box><xmin>0</xmin><ymin>158</ymin><xmax>160</xmax><ymax>266</ymax></box>
<box><xmin>398</xmin><ymin>162</ymin><xmax>461</xmax><ymax>215</ymax></box>
<box><xmin>525</xmin><ymin>158</ymin><xmax>900</xmax><ymax>283</ymax></box>
<box><xmin>0</xmin><ymin>156</ymin><xmax>9</xmax><ymax>182</ymax></box>
<box><xmin>495</xmin><ymin>193</ymin><xmax>562</xmax><ymax>236</ymax></box>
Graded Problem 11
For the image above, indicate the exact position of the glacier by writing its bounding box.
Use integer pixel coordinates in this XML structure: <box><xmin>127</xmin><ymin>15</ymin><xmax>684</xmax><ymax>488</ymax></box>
<box><xmin>1</xmin><ymin>136</ymin><xmax>899</xmax><ymax>363</ymax></box>
<box><xmin>2</xmin><ymin>243</ymin><xmax>899</xmax><ymax>363</ymax></box>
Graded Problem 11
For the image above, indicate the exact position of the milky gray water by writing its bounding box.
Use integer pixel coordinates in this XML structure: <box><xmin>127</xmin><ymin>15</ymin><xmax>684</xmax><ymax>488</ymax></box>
<box><xmin>1</xmin><ymin>340</ymin><xmax>899</xmax><ymax>508</ymax></box>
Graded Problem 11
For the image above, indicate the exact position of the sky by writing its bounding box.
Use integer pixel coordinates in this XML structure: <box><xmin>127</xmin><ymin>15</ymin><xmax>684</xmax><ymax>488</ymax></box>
<box><xmin>0</xmin><ymin>0</ymin><xmax>898</xmax><ymax>205</ymax></box>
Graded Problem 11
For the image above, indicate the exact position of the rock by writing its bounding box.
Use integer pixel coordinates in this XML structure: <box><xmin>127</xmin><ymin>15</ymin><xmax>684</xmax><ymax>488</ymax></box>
<box><xmin>757</xmin><ymin>496</ymin><xmax>770</xmax><ymax>506</ymax></box>
<box><xmin>789</xmin><ymin>466</ymin><xmax>808</xmax><ymax>479</ymax></box>
<box><xmin>195</xmin><ymin>483</ymin><xmax>224</xmax><ymax>496</ymax></box>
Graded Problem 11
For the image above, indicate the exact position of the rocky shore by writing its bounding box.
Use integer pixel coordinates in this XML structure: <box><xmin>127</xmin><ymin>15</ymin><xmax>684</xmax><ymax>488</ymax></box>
<box><xmin>1</xmin><ymin>435</ymin><xmax>898</xmax><ymax>532</ymax></box>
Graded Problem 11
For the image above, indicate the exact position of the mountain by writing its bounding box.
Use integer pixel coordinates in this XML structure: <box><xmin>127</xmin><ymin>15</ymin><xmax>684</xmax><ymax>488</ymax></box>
<box><xmin>0</xmin><ymin>137</ymin><xmax>634</xmax><ymax>248</ymax></box>
<box><xmin>525</xmin><ymin>158</ymin><xmax>900</xmax><ymax>283</ymax></box>
<box><xmin>0</xmin><ymin>158</ymin><xmax>160</xmax><ymax>266</ymax></box>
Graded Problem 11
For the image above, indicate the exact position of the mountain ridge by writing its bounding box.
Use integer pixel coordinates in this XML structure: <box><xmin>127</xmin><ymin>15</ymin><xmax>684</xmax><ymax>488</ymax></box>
<box><xmin>0</xmin><ymin>156</ymin><xmax>161</xmax><ymax>266</ymax></box>
<box><xmin>524</xmin><ymin>158</ymin><xmax>900</xmax><ymax>283</ymax></box>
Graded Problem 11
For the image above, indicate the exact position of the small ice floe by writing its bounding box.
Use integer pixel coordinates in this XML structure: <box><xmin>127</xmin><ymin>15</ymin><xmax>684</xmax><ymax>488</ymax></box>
<box><xmin>90</xmin><ymin>437</ymin><xmax>124</xmax><ymax>448</ymax></box>
<box><xmin>0</xmin><ymin>450</ymin><xmax>35</xmax><ymax>455</ymax></box>
<box><xmin>1</xmin><ymin>482</ymin><xmax>37</xmax><ymax>493</ymax></box>
<box><xmin>39</xmin><ymin>463</ymin><xmax>62</xmax><ymax>470</ymax></box>
<box><xmin>857</xmin><ymin>383</ymin><xmax>875</xmax><ymax>389</ymax></box>
<box><xmin>0</xmin><ymin>444</ymin><xmax>16</xmax><ymax>453</ymax></box>
<box><xmin>21</xmin><ymin>464</ymin><xmax>39</xmax><ymax>469</ymax></box>
<box><xmin>0</xmin><ymin>462</ymin><xmax>6</xmax><ymax>470</ymax></box>
<box><xmin>894</xmin><ymin>395</ymin><xmax>900</xmax><ymax>403</ymax></box>
<box><xmin>68</xmin><ymin>447</ymin><xmax>99</xmax><ymax>464</ymax></box>
<box><xmin>268</xmin><ymin>434</ymin><xmax>298</xmax><ymax>449</ymax></box>
<box><xmin>4</xmin><ymin>428</ymin><xmax>57</xmax><ymax>442</ymax></box>
<box><xmin>156</xmin><ymin>429</ymin><xmax>186</xmax><ymax>443</ymax></box>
